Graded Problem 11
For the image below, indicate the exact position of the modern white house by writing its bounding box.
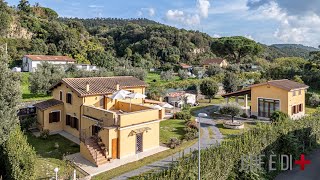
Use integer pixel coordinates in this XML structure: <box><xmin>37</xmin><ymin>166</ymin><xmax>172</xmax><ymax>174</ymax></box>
<box><xmin>22</xmin><ymin>55</ymin><xmax>75</xmax><ymax>72</ymax></box>
<box><xmin>165</xmin><ymin>91</ymin><xmax>197</xmax><ymax>107</ymax></box>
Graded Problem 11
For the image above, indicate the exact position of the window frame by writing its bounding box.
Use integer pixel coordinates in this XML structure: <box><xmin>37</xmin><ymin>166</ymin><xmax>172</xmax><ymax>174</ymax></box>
<box><xmin>66</xmin><ymin>92</ymin><xmax>72</xmax><ymax>104</ymax></box>
<box><xmin>59</xmin><ymin>90</ymin><xmax>63</xmax><ymax>101</ymax></box>
<box><xmin>49</xmin><ymin>110</ymin><xmax>61</xmax><ymax>123</ymax></box>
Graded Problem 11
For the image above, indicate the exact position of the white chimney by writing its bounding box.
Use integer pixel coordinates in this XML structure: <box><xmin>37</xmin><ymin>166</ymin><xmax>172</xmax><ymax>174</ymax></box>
<box><xmin>116</xmin><ymin>84</ymin><xmax>120</xmax><ymax>91</ymax></box>
<box><xmin>86</xmin><ymin>82</ymin><xmax>90</xmax><ymax>92</ymax></box>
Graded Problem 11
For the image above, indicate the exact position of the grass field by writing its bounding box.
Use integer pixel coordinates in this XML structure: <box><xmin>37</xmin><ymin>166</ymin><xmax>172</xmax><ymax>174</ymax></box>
<box><xmin>21</xmin><ymin>72</ymin><xmax>51</xmax><ymax>101</ymax></box>
<box><xmin>26</xmin><ymin>133</ymin><xmax>81</xmax><ymax>179</ymax></box>
<box><xmin>160</xmin><ymin>119</ymin><xmax>186</xmax><ymax>144</ymax></box>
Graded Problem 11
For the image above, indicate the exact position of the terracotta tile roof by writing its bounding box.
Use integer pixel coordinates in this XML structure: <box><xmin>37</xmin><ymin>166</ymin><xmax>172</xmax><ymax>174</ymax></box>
<box><xmin>33</xmin><ymin>99</ymin><xmax>63</xmax><ymax>110</ymax></box>
<box><xmin>50</xmin><ymin>76</ymin><xmax>147</xmax><ymax>97</ymax></box>
<box><xmin>25</xmin><ymin>55</ymin><xmax>75</xmax><ymax>62</ymax></box>
<box><xmin>250</xmin><ymin>79</ymin><xmax>309</xmax><ymax>91</ymax></box>
<box><xmin>202</xmin><ymin>58</ymin><xmax>226</xmax><ymax>65</ymax></box>
<box><xmin>167</xmin><ymin>90</ymin><xmax>196</xmax><ymax>98</ymax></box>
<box><xmin>179</xmin><ymin>63</ymin><xmax>192</xmax><ymax>69</ymax></box>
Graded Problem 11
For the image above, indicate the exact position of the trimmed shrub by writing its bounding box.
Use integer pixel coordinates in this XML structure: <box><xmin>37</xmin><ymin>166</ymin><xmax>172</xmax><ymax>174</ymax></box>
<box><xmin>270</xmin><ymin>111</ymin><xmax>289</xmax><ymax>123</ymax></box>
<box><xmin>240</xmin><ymin>113</ymin><xmax>248</xmax><ymax>118</ymax></box>
<box><xmin>175</xmin><ymin>111</ymin><xmax>191</xmax><ymax>120</ymax></box>
<box><xmin>40</xmin><ymin>129</ymin><xmax>50</xmax><ymax>139</ymax></box>
<box><xmin>167</xmin><ymin>138</ymin><xmax>181</xmax><ymax>149</ymax></box>
<box><xmin>183</xmin><ymin>127</ymin><xmax>198</xmax><ymax>141</ymax></box>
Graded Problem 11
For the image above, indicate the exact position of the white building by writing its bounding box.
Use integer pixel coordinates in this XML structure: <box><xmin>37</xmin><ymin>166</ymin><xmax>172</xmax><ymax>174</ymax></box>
<box><xmin>74</xmin><ymin>64</ymin><xmax>98</xmax><ymax>71</ymax></box>
<box><xmin>165</xmin><ymin>91</ymin><xmax>197</xmax><ymax>108</ymax></box>
<box><xmin>22</xmin><ymin>55</ymin><xmax>75</xmax><ymax>72</ymax></box>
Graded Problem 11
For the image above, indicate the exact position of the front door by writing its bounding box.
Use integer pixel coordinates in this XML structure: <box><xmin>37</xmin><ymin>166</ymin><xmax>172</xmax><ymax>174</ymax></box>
<box><xmin>112</xmin><ymin>138</ymin><xmax>118</xmax><ymax>159</ymax></box>
<box><xmin>136</xmin><ymin>133</ymin><xmax>143</xmax><ymax>153</ymax></box>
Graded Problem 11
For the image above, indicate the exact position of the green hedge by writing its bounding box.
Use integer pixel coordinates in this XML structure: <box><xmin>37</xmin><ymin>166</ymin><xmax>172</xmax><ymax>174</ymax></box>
<box><xmin>134</xmin><ymin>113</ymin><xmax>320</xmax><ymax>179</ymax></box>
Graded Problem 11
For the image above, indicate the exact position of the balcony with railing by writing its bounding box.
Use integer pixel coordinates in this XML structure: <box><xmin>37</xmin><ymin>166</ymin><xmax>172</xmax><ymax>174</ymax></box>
<box><xmin>82</xmin><ymin>101</ymin><xmax>163</xmax><ymax>128</ymax></box>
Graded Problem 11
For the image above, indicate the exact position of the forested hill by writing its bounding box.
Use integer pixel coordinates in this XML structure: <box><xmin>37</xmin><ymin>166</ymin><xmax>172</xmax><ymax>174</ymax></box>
<box><xmin>58</xmin><ymin>18</ymin><xmax>161</xmax><ymax>28</ymax></box>
<box><xmin>0</xmin><ymin>0</ymin><xmax>317</xmax><ymax>69</ymax></box>
<box><xmin>270</xmin><ymin>44</ymin><xmax>319</xmax><ymax>58</ymax></box>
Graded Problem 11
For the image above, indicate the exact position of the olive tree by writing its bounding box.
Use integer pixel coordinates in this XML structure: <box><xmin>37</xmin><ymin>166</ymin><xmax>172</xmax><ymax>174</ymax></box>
<box><xmin>200</xmin><ymin>79</ymin><xmax>218</xmax><ymax>103</ymax></box>
<box><xmin>219</xmin><ymin>103</ymin><xmax>242</xmax><ymax>122</ymax></box>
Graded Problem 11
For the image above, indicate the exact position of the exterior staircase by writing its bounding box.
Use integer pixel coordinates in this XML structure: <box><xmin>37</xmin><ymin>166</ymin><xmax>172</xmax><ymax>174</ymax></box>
<box><xmin>85</xmin><ymin>137</ymin><xmax>108</xmax><ymax>166</ymax></box>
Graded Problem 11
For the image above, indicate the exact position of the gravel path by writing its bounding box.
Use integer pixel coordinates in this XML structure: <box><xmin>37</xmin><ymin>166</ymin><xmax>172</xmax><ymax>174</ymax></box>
<box><xmin>112</xmin><ymin>106</ymin><xmax>223</xmax><ymax>180</ymax></box>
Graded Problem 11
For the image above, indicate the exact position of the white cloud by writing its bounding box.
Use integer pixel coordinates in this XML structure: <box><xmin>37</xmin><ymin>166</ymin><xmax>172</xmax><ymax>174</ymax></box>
<box><xmin>212</xmin><ymin>34</ymin><xmax>221</xmax><ymax>38</ymax></box>
<box><xmin>247</xmin><ymin>1</ymin><xmax>320</xmax><ymax>46</ymax></box>
<box><xmin>165</xmin><ymin>0</ymin><xmax>210</xmax><ymax>26</ymax></box>
<box><xmin>197</xmin><ymin>0</ymin><xmax>210</xmax><ymax>18</ymax></box>
<box><xmin>138</xmin><ymin>8</ymin><xmax>156</xmax><ymax>17</ymax></box>
<box><xmin>88</xmin><ymin>5</ymin><xmax>104</xmax><ymax>8</ymax></box>
<box><xmin>166</xmin><ymin>10</ymin><xmax>200</xmax><ymax>25</ymax></box>
<box><xmin>245</xmin><ymin>34</ymin><xmax>254</xmax><ymax>40</ymax></box>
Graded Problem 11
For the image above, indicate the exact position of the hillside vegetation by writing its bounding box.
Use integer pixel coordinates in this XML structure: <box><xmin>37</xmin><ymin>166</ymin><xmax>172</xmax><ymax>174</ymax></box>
<box><xmin>0</xmin><ymin>0</ymin><xmax>317</xmax><ymax>70</ymax></box>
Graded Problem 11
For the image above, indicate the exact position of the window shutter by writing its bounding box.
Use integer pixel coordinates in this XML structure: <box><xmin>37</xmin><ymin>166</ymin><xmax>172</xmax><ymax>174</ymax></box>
<box><xmin>56</xmin><ymin>111</ymin><xmax>60</xmax><ymax>122</ymax></box>
<box><xmin>292</xmin><ymin>106</ymin><xmax>294</xmax><ymax>115</ymax></box>
<box><xmin>66</xmin><ymin>115</ymin><xmax>70</xmax><ymax>125</ymax></box>
<box><xmin>70</xmin><ymin>116</ymin><xmax>74</xmax><ymax>128</ymax></box>
<box><xmin>75</xmin><ymin>118</ymin><xmax>79</xmax><ymax>130</ymax></box>
<box><xmin>49</xmin><ymin>113</ymin><xmax>53</xmax><ymax>123</ymax></box>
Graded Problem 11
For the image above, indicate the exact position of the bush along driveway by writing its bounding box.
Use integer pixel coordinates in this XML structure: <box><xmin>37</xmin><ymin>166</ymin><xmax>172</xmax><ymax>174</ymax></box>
<box><xmin>111</xmin><ymin>106</ymin><xmax>223</xmax><ymax>180</ymax></box>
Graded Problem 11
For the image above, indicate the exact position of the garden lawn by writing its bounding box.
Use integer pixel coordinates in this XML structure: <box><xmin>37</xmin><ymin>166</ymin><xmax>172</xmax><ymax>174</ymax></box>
<box><xmin>215</xmin><ymin>121</ymin><xmax>257</xmax><ymax>138</ymax></box>
<box><xmin>306</xmin><ymin>105</ymin><xmax>317</xmax><ymax>114</ymax></box>
<box><xmin>160</xmin><ymin>119</ymin><xmax>186</xmax><ymax>144</ymax></box>
<box><xmin>26</xmin><ymin>133</ymin><xmax>81</xmax><ymax>179</ymax></box>
<box><xmin>21</xmin><ymin>72</ymin><xmax>51</xmax><ymax>101</ymax></box>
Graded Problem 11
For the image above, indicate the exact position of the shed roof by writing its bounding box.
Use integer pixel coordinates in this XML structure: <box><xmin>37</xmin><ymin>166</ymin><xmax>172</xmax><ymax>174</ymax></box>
<box><xmin>33</xmin><ymin>99</ymin><xmax>63</xmax><ymax>110</ymax></box>
<box><xmin>25</xmin><ymin>55</ymin><xmax>75</xmax><ymax>62</ymax></box>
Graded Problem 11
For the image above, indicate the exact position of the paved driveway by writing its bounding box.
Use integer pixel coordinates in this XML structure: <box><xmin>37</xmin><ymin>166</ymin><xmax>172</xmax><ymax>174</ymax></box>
<box><xmin>112</xmin><ymin>105</ymin><xmax>223</xmax><ymax>180</ymax></box>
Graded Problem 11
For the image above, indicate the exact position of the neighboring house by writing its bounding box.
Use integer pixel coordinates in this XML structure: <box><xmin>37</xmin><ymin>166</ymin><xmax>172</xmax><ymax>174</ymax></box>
<box><xmin>179</xmin><ymin>63</ymin><xmax>193</xmax><ymax>72</ymax></box>
<box><xmin>222</xmin><ymin>79</ymin><xmax>309</xmax><ymax>120</ymax></box>
<box><xmin>33</xmin><ymin>76</ymin><xmax>164</xmax><ymax>166</ymax></box>
<box><xmin>22</xmin><ymin>55</ymin><xmax>75</xmax><ymax>72</ymax></box>
<box><xmin>202</xmin><ymin>58</ymin><xmax>228</xmax><ymax>69</ymax></box>
<box><xmin>165</xmin><ymin>91</ymin><xmax>197</xmax><ymax>107</ymax></box>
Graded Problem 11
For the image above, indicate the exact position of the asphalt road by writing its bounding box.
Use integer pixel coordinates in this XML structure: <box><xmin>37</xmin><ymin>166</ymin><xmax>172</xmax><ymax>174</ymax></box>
<box><xmin>275</xmin><ymin>149</ymin><xmax>320</xmax><ymax>180</ymax></box>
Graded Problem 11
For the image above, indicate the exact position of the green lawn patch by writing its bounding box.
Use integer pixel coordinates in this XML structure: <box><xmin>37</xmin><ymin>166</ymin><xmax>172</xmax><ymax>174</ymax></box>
<box><xmin>146</xmin><ymin>72</ymin><xmax>180</xmax><ymax>84</ymax></box>
<box><xmin>26</xmin><ymin>133</ymin><xmax>81</xmax><ymax>179</ymax></box>
<box><xmin>160</xmin><ymin>119</ymin><xmax>186</xmax><ymax>144</ymax></box>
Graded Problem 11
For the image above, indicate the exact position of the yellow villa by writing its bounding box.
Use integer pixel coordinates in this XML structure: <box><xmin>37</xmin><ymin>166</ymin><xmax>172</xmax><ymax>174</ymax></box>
<box><xmin>34</xmin><ymin>76</ymin><xmax>164</xmax><ymax>166</ymax></box>
<box><xmin>222</xmin><ymin>79</ymin><xmax>309</xmax><ymax>120</ymax></box>
<box><xmin>202</xmin><ymin>58</ymin><xmax>228</xmax><ymax>69</ymax></box>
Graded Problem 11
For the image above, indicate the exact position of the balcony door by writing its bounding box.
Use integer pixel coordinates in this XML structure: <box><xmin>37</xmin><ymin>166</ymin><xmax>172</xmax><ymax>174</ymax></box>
<box><xmin>258</xmin><ymin>98</ymin><xmax>280</xmax><ymax>118</ymax></box>
<box><xmin>91</xmin><ymin>125</ymin><xmax>101</xmax><ymax>136</ymax></box>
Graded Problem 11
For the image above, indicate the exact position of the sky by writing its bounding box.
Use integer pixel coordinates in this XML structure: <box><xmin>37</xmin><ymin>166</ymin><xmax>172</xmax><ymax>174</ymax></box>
<box><xmin>6</xmin><ymin>0</ymin><xmax>320</xmax><ymax>47</ymax></box>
